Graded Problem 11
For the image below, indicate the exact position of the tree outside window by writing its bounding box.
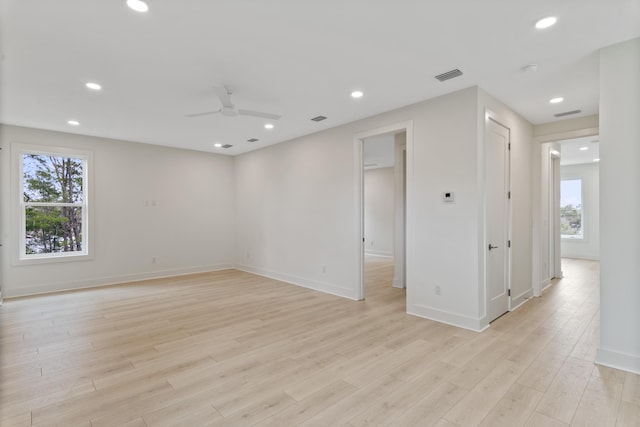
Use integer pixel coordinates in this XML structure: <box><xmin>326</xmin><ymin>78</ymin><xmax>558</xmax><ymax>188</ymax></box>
<box><xmin>560</xmin><ymin>178</ymin><xmax>583</xmax><ymax>239</ymax></box>
<box><xmin>21</xmin><ymin>151</ymin><xmax>88</xmax><ymax>259</ymax></box>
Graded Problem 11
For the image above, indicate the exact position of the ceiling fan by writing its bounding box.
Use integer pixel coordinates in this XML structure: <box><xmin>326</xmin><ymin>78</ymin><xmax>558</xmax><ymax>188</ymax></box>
<box><xmin>186</xmin><ymin>85</ymin><xmax>281</xmax><ymax>120</ymax></box>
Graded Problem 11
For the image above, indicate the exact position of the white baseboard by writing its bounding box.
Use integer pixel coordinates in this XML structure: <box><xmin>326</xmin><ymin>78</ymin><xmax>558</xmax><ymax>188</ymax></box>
<box><xmin>510</xmin><ymin>288</ymin><xmax>533</xmax><ymax>311</ymax></box>
<box><xmin>407</xmin><ymin>303</ymin><xmax>489</xmax><ymax>332</ymax></box>
<box><xmin>561</xmin><ymin>255</ymin><xmax>600</xmax><ymax>261</ymax></box>
<box><xmin>596</xmin><ymin>347</ymin><xmax>640</xmax><ymax>375</ymax></box>
<box><xmin>3</xmin><ymin>263</ymin><xmax>235</xmax><ymax>298</ymax></box>
<box><xmin>364</xmin><ymin>250</ymin><xmax>393</xmax><ymax>258</ymax></box>
<box><xmin>235</xmin><ymin>263</ymin><xmax>357</xmax><ymax>300</ymax></box>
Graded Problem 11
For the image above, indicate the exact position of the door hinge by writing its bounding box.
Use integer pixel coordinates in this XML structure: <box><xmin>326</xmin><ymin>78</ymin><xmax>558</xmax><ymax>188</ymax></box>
<box><xmin>508</xmin><ymin>191</ymin><xmax>511</xmax><ymax>199</ymax></box>
<box><xmin>508</xmin><ymin>143</ymin><xmax>511</xmax><ymax>150</ymax></box>
<box><xmin>508</xmin><ymin>289</ymin><xmax>511</xmax><ymax>297</ymax></box>
<box><xmin>508</xmin><ymin>240</ymin><xmax>511</xmax><ymax>248</ymax></box>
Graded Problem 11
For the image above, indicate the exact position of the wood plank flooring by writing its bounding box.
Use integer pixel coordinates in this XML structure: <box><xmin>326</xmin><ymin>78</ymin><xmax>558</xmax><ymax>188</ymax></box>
<box><xmin>1</xmin><ymin>256</ymin><xmax>639</xmax><ymax>426</ymax></box>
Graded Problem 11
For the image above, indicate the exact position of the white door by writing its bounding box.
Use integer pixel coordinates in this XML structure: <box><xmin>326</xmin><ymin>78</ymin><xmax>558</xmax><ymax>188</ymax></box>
<box><xmin>486</xmin><ymin>118</ymin><xmax>510</xmax><ymax>322</ymax></box>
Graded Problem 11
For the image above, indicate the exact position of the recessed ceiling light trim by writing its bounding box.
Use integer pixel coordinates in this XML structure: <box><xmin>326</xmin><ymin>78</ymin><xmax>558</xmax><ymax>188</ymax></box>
<box><xmin>311</xmin><ymin>116</ymin><xmax>327</xmax><ymax>122</ymax></box>
<box><xmin>549</xmin><ymin>97</ymin><xmax>564</xmax><ymax>104</ymax></box>
<box><xmin>85</xmin><ymin>82</ymin><xmax>102</xmax><ymax>90</ymax></box>
<box><xmin>351</xmin><ymin>91</ymin><xmax>364</xmax><ymax>98</ymax></box>
<box><xmin>221</xmin><ymin>144</ymin><xmax>233</xmax><ymax>149</ymax></box>
<box><xmin>535</xmin><ymin>16</ymin><xmax>557</xmax><ymax>29</ymax></box>
<box><xmin>67</xmin><ymin>120</ymin><xmax>80</xmax><ymax>126</ymax></box>
<box><xmin>264</xmin><ymin>123</ymin><xmax>274</xmax><ymax>129</ymax></box>
<box><xmin>579</xmin><ymin>146</ymin><xmax>589</xmax><ymax>151</ymax></box>
<box><xmin>247</xmin><ymin>138</ymin><xmax>259</xmax><ymax>142</ymax></box>
<box><xmin>434</xmin><ymin>69</ymin><xmax>463</xmax><ymax>82</ymax></box>
<box><xmin>126</xmin><ymin>0</ymin><xmax>149</xmax><ymax>12</ymax></box>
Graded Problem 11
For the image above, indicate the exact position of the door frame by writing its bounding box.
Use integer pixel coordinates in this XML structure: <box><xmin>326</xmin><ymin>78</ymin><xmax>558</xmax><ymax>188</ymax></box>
<box><xmin>354</xmin><ymin>120</ymin><xmax>413</xmax><ymax>301</ymax></box>
<box><xmin>484</xmin><ymin>113</ymin><xmax>512</xmax><ymax>321</ymax></box>
<box><xmin>531</xmin><ymin>125</ymin><xmax>599</xmax><ymax>297</ymax></box>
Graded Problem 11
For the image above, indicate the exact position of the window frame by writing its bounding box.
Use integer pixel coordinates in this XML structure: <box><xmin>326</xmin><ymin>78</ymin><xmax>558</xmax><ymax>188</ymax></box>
<box><xmin>560</xmin><ymin>177</ymin><xmax>585</xmax><ymax>240</ymax></box>
<box><xmin>13</xmin><ymin>142</ymin><xmax>94</xmax><ymax>265</ymax></box>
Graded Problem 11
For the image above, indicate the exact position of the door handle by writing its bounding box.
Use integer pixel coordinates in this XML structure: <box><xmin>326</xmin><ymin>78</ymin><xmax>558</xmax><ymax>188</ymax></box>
<box><xmin>488</xmin><ymin>244</ymin><xmax>499</xmax><ymax>250</ymax></box>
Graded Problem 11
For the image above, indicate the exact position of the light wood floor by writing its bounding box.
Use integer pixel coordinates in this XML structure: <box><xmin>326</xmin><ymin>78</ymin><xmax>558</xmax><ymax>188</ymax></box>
<box><xmin>1</xmin><ymin>257</ymin><xmax>639</xmax><ymax>426</ymax></box>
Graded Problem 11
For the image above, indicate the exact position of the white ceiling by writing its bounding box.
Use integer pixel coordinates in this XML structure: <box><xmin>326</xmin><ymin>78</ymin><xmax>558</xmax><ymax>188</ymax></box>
<box><xmin>363</xmin><ymin>134</ymin><xmax>395</xmax><ymax>170</ymax></box>
<box><xmin>559</xmin><ymin>135</ymin><xmax>600</xmax><ymax>166</ymax></box>
<box><xmin>1</xmin><ymin>1</ymin><xmax>639</xmax><ymax>156</ymax></box>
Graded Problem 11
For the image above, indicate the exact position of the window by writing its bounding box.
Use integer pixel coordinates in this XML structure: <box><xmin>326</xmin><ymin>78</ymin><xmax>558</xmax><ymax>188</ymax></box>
<box><xmin>18</xmin><ymin>146</ymin><xmax>90</xmax><ymax>261</ymax></box>
<box><xmin>560</xmin><ymin>178</ymin><xmax>583</xmax><ymax>239</ymax></box>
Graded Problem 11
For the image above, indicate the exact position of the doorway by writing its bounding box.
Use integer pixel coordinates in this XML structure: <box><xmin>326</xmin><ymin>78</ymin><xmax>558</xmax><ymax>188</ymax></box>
<box><xmin>485</xmin><ymin>117</ymin><xmax>511</xmax><ymax>323</ymax></box>
<box><xmin>354</xmin><ymin>121</ymin><xmax>412</xmax><ymax>302</ymax></box>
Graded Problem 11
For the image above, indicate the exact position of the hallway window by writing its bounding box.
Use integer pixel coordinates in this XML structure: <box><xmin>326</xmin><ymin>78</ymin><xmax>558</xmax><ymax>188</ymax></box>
<box><xmin>560</xmin><ymin>178</ymin><xmax>583</xmax><ymax>239</ymax></box>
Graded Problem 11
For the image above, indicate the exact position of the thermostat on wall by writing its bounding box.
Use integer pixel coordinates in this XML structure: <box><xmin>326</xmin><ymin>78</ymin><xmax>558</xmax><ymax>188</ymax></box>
<box><xmin>442</xmin><ymin>192</ymin><xmax>455</xmax><ymax>203</ymax></box>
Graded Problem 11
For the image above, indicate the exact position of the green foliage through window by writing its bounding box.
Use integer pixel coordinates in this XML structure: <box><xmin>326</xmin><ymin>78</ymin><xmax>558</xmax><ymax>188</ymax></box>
<box><xmin>560</xmin><ymin>179</ymin><xmax>583</xmax><ymax>239</ymax></box>
<box><xmin>22</xmin><ymin>154</ymin><xmax>86</xmax><ymax>255</ymax></box>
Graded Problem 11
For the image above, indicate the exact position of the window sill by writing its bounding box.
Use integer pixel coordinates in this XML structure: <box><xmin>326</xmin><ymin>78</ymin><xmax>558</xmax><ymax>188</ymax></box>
<box><xmin>15</xmin><ymin>252</ymin><xmax>92</xmax><ymax>266</ymax></box>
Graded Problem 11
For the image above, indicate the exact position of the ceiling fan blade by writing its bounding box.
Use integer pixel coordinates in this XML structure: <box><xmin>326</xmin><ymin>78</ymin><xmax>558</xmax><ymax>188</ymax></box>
<box><xmin>238</xmin><ymin>109</ymin><xmax>282</xmax><ymax>120</ymax></box>
<box><xmin>185</xmin><ymin>110</ymin><xmax>221</xmax><ymax>118</ymax></box>
<box><xmin>213</xmin><ymin>86</ymin><xmax>234</xmax><ymax>109</ymax></box>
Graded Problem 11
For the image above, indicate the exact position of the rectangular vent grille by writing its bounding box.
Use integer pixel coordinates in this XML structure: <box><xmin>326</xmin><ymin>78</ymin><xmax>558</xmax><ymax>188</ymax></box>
<box><xmin>435</xmin><ymin>69</ymin><xmax>463</xmax><ymax>82</ymax></box>
<box><xmin>554</xmin><ymin>109</ymin><xmax>582</xmax><ymax>118</ymax></box>
<box><xmin>311</xmin><ymin>115</ymin><xmax>327</xmax><ymax>122</ymax></box>
<box><xmin>247</xmin><ymin>138</ymin><xmax>259</xmax><ymax>142</ymax></box>
<box><xmin>222</xmin><ymin>144</ymin><xmax>233</xmax><ymax>149</ymax></box>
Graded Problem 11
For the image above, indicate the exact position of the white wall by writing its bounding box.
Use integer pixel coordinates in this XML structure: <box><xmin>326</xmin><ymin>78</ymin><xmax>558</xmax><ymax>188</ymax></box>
<box><xmin>0</xmin><ymin>125</ymin><xmax>236</xmax><ymax>297</ymax></box>
<box><xmin>596</xmin><ymin>37</ymin><xmax>640</xmax><ymax>374</ymax></box>
<box><xmin>560</xmin><ymin>162</ymin><xmax>600</xmax><ymax>260</ymax></box>
<box><xmin>364</xmin><ymin>167</ymin><xmax>394</xmax><ymax>257</ymax></box>
<box><xmin>235</xmin><ymin>86</ymin><xmax>533</xmax><ymax>331</ymax></box>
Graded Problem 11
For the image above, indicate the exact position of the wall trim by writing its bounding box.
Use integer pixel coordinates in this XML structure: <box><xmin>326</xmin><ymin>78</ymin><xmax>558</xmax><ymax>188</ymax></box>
<box><xmin>364</xmin><ymin>250</ymin><xmax>393</xmax><ymax>258</ymax></box>
<box><xmin>235</xmin><ymin>263</ymin><xmax>357</xmax><ymax>301</ymax></box>
<box><xmin>533</xmin><ymin>127</ymin><xmax>600</xmax><ymax>144</ymax></box>
<box><xmin>596</xmin><ymin>347</ymin><xmax>640</xmax><ymax>375</ymax></box>
<box><xmin>407</xmin><ymin>303</ymin><xmax>489</xmax><ymax>332</ymax></box>
<box><xmin>3</xmin><ymin>263</ymin><xmax>236</xmax><ymax>299</ymax></box>
<box><xmin>510</xmin><ymin>289</ymin><xmax>533</xmax><ymax>312</ymax></box>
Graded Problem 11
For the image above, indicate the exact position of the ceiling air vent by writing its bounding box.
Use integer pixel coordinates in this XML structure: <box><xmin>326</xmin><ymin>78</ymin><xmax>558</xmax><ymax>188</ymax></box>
<box><xmin>311</xmin><ymin>115</ymin><xmax>327</xmax><ymax>122</ymax></box>
<box><xmin>435</xmin><ymin>69</ymin><xmax>463</xmax><ymax>82</ymax></box>
<box><xmin>247</xmin><ymin>138</ymin><xmax>259</xmax><ymax>142</ymax></box>
<box><xmin>222</xmin><ymin>144</ymin><xmax>233</xmax><ymax>149</ymax></box>
<box><xmin>554</xmin><ymin>109</ymin><xmax>582</xmax><ymax>118</ymax></box>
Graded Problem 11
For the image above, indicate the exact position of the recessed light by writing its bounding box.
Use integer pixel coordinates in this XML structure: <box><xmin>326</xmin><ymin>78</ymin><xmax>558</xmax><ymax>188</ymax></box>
<box><xmin>213</xmin><ymin>143</ymin><xmax>222</xmax><ymax>148</ymax></box>
<box><xmin>264</xmin><ymin>123</ymin><xmax>274</xmax><ymax>129</ymax></box>
<box><xmin>535</xmin><ymin>16</ymin><xmax>557</xmax><ymax>29</ymax></box>
<box><xmin>67</xmin><ymin>120</ymin><xmax>80</xmax><ymax>126</ymax></box>
<box><xmin>579</xmin><ymin>146</ymin><xmax>589</xmax><ymax>151</ymax></box>
<box><xmin>351</xmin><ymin>91</ymin><xmax>364</xmax><ymax>98</ymax></box>
<box><xmin>549</xmin><ymin>97</ymin><xmax>564</xmax><ymax>104</ymax></box>
<box><xmin>594</xmin><ymin>158</ymin><xmax>600</xmax><ymax>162</ymax></box>
<box><xmin>85</xmin><ymin>82</ymin><xmax>102</xmax><ymax>90</ymax></box>
<box><xmin>126</xmin><ymin>0</ymin><xmax>149</xmax><ymax>12</ymax></box>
